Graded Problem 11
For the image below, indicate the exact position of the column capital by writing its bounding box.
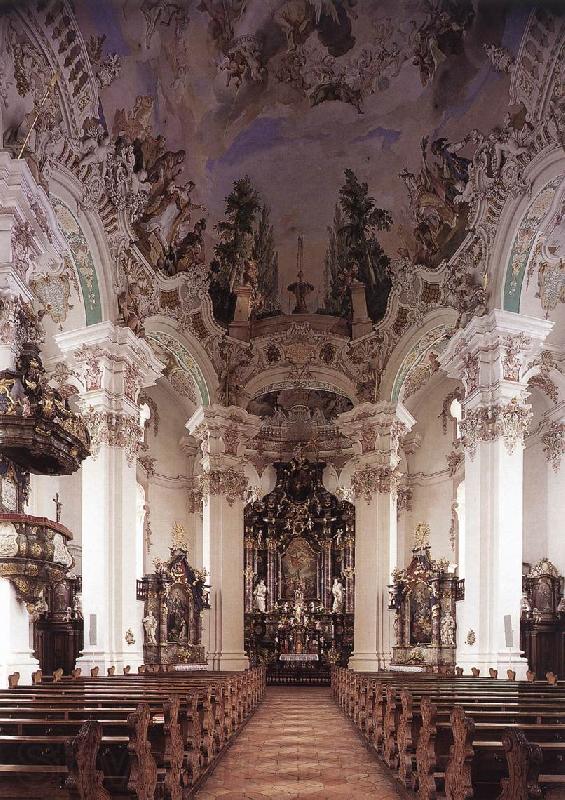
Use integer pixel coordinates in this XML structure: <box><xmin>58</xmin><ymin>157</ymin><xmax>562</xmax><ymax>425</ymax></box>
<box><xmin>186</xmin><ymin>404</ymin><xmax>261</xmax><ymax>470</ymax></box>
<box><xmin>440</xmin><ymin>309</ymin><xmax>553</xmax><ymax>404</ymax></box>
<box><xmin>55</xmin><ymin>321</ymin><xmax>164</xmax><ymax>414</ymax></box>
<box><xmin>337</xmin><ymin>401</ymin><xmax>416</xmax><ymax>465</ymax></box>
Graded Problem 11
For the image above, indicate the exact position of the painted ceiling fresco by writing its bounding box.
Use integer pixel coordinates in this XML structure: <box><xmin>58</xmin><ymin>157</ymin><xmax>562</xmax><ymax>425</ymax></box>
<box><xmin>56</xmin><ymin>0</ymin><xmax>526</xmax><ymax>310</ymax></box>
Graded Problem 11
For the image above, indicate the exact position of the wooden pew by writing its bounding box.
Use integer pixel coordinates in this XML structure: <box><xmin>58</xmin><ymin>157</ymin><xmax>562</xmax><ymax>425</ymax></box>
<box><xmin>332</xmin><ymin>666</ymin><xmax>565</xmax><ymax>800</ymax></box>
<box><xmin>0</xmin><ymin>666</ymin><xmax>266</xmax><ymax>798</ymax></box>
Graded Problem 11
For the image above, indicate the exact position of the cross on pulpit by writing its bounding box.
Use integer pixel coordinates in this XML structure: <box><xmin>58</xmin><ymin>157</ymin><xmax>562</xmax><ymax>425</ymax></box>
<box><xmin>53</xmin><ymin>493</ymin><xmax>62</xmax><ymax>523</ymax></box>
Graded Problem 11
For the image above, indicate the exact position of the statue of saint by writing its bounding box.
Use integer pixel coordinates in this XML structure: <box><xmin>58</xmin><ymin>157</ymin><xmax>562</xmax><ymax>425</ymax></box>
<box><xmin>143</xmin><ymin>610</ymin><xmax>158</xmax><ymax>645</ymax></box>
<box><xmin>253</xmin><ymin>579</ymin><xmax>267</xmax><ymax>613</ymax></box>
<box><xmin>331</xmin><ymin>578</ymin><xmax>344</xmax><ymax>613</ymax></box>
<box><xmin>521</xmin><ymin>592</ymin><xmax>532</xmax><ymax>615</ymax></box>
<box><xmin>440</xmin><ymin>611</ymin><xmax>456</xmax><ymax>646</ymax></box>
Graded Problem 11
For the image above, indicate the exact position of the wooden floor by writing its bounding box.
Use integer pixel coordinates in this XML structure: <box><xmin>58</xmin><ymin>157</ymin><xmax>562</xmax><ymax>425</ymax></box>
<box><xmin>195</xmin><ymin>687</ymin><xmax>407</xmax><ymax>799</ymax></box>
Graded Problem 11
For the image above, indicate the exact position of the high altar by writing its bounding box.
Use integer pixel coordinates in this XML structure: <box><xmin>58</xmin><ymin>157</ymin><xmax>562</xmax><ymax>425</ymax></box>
<box><xmin>137</xmin><ymin>545</ymin><xmax>209</xmax><ymax>667</ymax></box>
<box><xmin>389</xmin><ymin>523</ymin><xmax>462</xmax><ymax>674</ymax></box>
<box><xmin>243</xmin><ymin>456</ymin><xmax>354</xmax><ymax>682</ymax></box>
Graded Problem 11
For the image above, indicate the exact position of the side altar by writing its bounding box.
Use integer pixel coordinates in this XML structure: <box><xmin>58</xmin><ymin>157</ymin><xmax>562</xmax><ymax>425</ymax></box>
<box><xmin>243</xmin><ymin>455</ymin><xmax>355</xmax><ymax>683</ymax></box>
<box><xmin>137</xmin><ymin>545</ymin><xmax>209</xmax><ymax>666</ymax></box>
<box><xmin>389</xmin><ymin>523</ymin><xmax>463</xmax><ymax>674</ymax></box>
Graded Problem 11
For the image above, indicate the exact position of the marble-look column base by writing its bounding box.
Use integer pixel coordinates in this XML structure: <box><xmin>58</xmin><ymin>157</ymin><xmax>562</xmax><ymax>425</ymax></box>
<box><xmin>217</xmin><ymin>651</ymin><xmax>250</xmax><ymax>671</ymax></box>
<box><xmin>349</xmin><ymin>652</ymin><xmax>390</xmax><ymax>672</ymax></box>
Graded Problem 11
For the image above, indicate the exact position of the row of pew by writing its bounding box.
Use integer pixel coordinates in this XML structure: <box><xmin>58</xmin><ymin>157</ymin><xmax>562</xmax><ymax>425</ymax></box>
<box><xmin>0</xmin><ymin>665</ymin><xmax>266</xmax><ymax>799</ymax></box>
<box><xmin>332</xmin><ymin>666</ymin><xmax>565</xmax><ymax>800</ymax></box>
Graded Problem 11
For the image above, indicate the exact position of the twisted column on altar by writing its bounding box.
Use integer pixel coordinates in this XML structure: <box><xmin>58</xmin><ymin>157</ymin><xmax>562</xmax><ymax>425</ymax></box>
<box><xmin>56</xmin><ymin>322</ymin><xmax>163</xmax><ymax>672</ymax></box>
<box><xmin>337</xmin><ymin>401</ymin><xmax>416</xmax><ymax>671</ymax></box>
<box><xmin>187</xmin><ymin>404</ymin><xmax>261</xmax><ymax>671</ymax></box>
<box><xmin>440</xmin><ymin>309</ymin><xmax>553</xmax><ymax>678</ymax></box>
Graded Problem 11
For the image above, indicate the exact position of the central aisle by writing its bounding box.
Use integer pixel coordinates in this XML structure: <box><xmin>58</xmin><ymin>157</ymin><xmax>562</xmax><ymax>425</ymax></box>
<box><xmin>195</xmin><ymin>687</ymin><xmax>407</xmax><ymax>799</ymax></box>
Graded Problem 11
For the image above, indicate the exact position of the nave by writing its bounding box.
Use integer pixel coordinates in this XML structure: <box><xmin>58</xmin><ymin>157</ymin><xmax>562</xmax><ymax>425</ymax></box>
<box><xmin>194</xmin><ymin>687</ymin><xmax>405</xmax><ymax>800</ymax></box>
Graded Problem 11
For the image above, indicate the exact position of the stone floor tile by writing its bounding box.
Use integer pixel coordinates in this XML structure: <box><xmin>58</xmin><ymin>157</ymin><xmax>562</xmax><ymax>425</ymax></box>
<box><xmin>194</xmin><ymin>687</ymin><xmax>407</xmax><ymax>800</ymax></box>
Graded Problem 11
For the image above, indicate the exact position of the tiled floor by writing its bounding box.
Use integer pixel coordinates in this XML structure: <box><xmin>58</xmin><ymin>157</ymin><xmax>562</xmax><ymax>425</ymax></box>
<box><xmin>194</xmin><ymin>687</ymin><xmax>408</xmax><ymax>799</ymax></box>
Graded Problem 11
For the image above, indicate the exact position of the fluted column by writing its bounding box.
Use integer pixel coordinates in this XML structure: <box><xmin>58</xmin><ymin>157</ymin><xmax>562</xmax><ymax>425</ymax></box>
<box><xmin>441</xmin><ymin>310</ymin><xmax>552</xmax><ymax>678</ymax></box>
<box><xmin>187</xmin><ymin>405</ymin><xmax>261</xmax><ymax>670</ymax></box>
<box><xmin>338</xmin><ymin>402</ymin><xmax>415</xmax><ymax>671</ymax></box>
<box><xmin>56</xmin><ymin>323</ymin><xmax>163</xmax><ymax>672</ymax></box>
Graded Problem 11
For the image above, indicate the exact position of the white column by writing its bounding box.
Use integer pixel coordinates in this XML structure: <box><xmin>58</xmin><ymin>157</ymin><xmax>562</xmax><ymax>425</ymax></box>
<box><xmin>187</xmin><ymin>405</ymin><xmax>260</xmax><ymax>671</ymax></box>
<box><xmin>338</xmin><ymin>402</ymin><xmax>415</xmax><ymax>671</ymax></box>
<box><xmin>0</xmin><ymin>581</ymin><xmax>38</xmax><ymax>687</ymax></box>
<box><xmin>542</xmin><ymin>420</ymin><xmax>565</xmax><ymax>574</ymax></box>
<box><xmin>56</xmin><ymin>323</ymin><xmax>163</xmax><ymax>672</ymax></box>
<box><xmin>441</xmin><ymin>310</ymin><xmax>552</xmax><ymax>678</ymax></box>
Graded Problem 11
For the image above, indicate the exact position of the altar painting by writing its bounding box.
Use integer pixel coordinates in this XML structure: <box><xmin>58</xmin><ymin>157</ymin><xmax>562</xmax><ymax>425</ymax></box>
<box><xmin>281</xmin><ymin>537</ymin><xmax>318</xmax><ymax>600</ymax></box>
<box><xmin>409</xmin><ymin>581</ymin><xmax>432</xmax><ymax>645</ymax></box>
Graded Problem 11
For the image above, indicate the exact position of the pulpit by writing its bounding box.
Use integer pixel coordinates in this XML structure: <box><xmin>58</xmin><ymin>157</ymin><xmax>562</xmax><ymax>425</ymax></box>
<box><xmin>389</xmin><ymin>523</ymin><xmax>462</xmax><ymax>674</ymax></box>
<box><xmin>137</xmin><ymin>546</ymin><xmax>209</xmax><ymax>666</ymax></box>
<box><xmin>243</xmin><ymin>456</ymin><xmax>354</xmax><ymax>683</ymax></box>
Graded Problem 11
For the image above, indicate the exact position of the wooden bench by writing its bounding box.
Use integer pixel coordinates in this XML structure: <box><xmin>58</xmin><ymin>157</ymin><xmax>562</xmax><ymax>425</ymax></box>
<box><xmin>332</xmin><ymin>666</ymin><xmax>565</xmax><ymax>800</ymax></box>
<box><xmin>0</xmin><ymin>666</ymin><xmax>266</xmax><ymax>798</ymax></box>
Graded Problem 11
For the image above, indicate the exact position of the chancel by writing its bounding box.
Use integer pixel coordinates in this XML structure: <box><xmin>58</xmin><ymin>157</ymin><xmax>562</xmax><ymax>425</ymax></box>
<box><xmin>0</xmin><ymin>1</ymin><xmax>564</xmax><ymax>798</ymax></box>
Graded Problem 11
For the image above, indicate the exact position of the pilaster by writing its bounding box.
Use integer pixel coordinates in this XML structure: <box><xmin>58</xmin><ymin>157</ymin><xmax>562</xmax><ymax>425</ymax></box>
<box><xmin>338</xmin><ymin>401</ymin><xmax>415</xmax><ymax>671</ymax></box>
<box><xmin>441</xmin><ymin>309</ymin><xmax>553</xmax><ymax>678</ymax></box>
<box><xmin>56</xmin><ymin>322</ymin><xmax>163</xmax><ymax>672</ymax></box>
<box><xmin>187</xmin><ymin>404</ymin><xmax>261</xmax><ymax>671</ymax></box>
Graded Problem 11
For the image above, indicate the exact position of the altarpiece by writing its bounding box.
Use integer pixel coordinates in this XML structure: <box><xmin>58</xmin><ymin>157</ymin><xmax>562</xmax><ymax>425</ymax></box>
<box><xmin>243</xmin><ymin>456</ymin><xmax>354</xmax><ymax>681</ymax></box>
<box><xmin>389</xmin><ymin>523</ymin><xmax>462</xmax><ymax>674</ymax></box>
<box><xmin>137</xmin><ymin>545</ymin><xmax>208</xmax><ymax>666</ymax></box>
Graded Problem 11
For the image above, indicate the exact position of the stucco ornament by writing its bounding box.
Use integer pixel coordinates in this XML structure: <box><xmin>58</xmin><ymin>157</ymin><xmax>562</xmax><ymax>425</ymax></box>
<box><xmin>198</xmin><ymin>468</ymin><xmax>249</xmax><ymax>507</ymax></box>
<box><xmin>542</xmin><ymin>422</ymin><xmax>565</xmax><ymax>472</ymax></box>
<box><xmin>53</xmin><ymin>533</ymin><xmax>73</xmax><ymax>568</ymax></box>
<box><xmin>351</xmin><ymin>464</ymin><xmax>396</xmax><ymax>502</ymax></box>
<box><xmin>0</xmin><ymin>522</ymin><xmax>19</xmax><ymax>557</ymax></box>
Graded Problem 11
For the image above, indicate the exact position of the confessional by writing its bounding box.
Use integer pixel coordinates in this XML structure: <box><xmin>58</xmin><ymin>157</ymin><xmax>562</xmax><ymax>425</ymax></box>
<box><xmin>243</xmin><ymin>456</ymin><xmax>354</xmax><ymax>684</ymax></box>
<box><xmin>137</xmin><ymin>546</ymin><xmax>208</xmax><ymax>666</ymax></box>
<box><xmin>521</xmin><ymin>558</ymin><xmax>565</xmax><ymax>677</ymax></box>
<box><xmin>33</xmin><ymin>576</ymin><xmax>83</xmax><ymax>675</ymax></box>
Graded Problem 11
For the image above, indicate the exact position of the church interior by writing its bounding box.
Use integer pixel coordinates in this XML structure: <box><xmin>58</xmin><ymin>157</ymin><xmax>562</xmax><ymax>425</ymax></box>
<box><xmin>0</xmin><ymin>0</ymin><xmax>564</xmax><ymax>797</ymax></box>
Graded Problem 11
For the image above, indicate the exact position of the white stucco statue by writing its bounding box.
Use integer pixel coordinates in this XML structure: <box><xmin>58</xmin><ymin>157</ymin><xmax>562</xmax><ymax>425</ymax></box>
<box><xmin>521</xmin><ymin>593</ymin><xmax>532</xmax><ymax>614</ymax></box>
<box><xmin>331</xmin><ymin>578</ymin><xmax>344</xmax><ymax>613</ymax></box>
<box><xmin>440</xmin><ymin>611</ymin><xmax>456</xmax><ymax>646</ymax></box>
<box><xmin>143</xmin><ymin>610</ymin><xmax>158</xmax><ymax>645</ymax></box>
<box><xmin>253</xmin><ymin>579</ymin><xmax>267</xmax><ymax>613</ymax></box>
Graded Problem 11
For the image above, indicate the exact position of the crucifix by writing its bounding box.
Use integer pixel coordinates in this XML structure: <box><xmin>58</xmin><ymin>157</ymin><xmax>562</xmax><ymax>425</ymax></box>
<box><xmin>53</xmin><ymin>493</ymin><xmax>62</xmax><ymax>523</ymax></box>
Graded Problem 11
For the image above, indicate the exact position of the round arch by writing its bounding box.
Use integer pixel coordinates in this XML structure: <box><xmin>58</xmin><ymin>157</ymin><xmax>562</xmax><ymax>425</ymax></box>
<box><xmin>143</xmin><ymin>316</ymin><xmax>218</xmax><ymax>407</ymax></box>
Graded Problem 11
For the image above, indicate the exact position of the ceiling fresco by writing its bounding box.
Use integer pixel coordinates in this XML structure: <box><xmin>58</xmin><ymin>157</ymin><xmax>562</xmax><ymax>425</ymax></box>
<box><xmin>15</xmin><ymin>0</ymin><xmax>527</xmax><ymax>313</ymax></box>
<box><xmin>1</xmin><ymin>0</ymin><xmax>563</xmax><ymax>412</ymax></box>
